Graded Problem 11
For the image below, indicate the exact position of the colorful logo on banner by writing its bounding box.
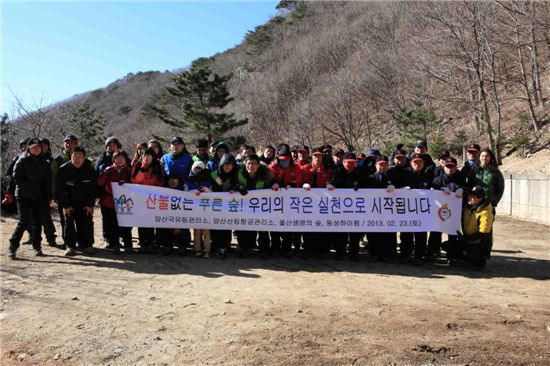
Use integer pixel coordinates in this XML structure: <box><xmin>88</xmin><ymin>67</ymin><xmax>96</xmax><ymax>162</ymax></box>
<box><xmin>437</xmin><ymin>204</ymin><xmax>451</xmax><ymax>222</ymax></box>
<box><xmin>115</xmin><ymin>195</ymin><xmax>134</xmax><ymax>215</ymax></box>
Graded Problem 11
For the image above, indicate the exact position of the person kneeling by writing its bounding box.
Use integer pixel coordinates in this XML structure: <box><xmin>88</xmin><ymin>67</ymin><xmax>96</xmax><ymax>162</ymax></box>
<box><xmin>442</xmin><ymin>186</ymin><xmax>494</xmax><ymax>269</ymax></box>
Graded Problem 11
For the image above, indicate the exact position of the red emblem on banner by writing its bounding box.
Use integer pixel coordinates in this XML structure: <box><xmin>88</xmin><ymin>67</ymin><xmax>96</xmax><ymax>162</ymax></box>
<box><xmin>438</xmin><ymin>204</ymin><xmax>451</xmax><ymax>222</ymax></box>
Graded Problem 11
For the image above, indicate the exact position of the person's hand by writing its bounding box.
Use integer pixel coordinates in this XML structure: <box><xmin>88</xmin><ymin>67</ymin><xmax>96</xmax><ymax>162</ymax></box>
<box><xmin>1</xmin><ymin>193</ymin><xmax>14</xmax><ymax>205</ymax></box>
<box><xmin>118</xmin><ymin>180</ymin><xmax>126</xmax><ymax>186</ymax></box>
<box><xmin>386</xmin><ymin>185</ymin><xmax>395</xmax><ymax>193</ymax></box>
<box><xmin>215</xmin><ymin>177</ymin><xmax>223</xmax><ymax>186</ymax></box>
<box><xmin>285</xmin><ymin>185</ymin><xmax>291</xmax><ymax>190</ymax></box>
<box><xmin>456</xmin><ymin>188</ymin><xmax>463</xmax><ymax>198</ymax></box>
<box><xmin>272</xmin><ymin>183</ymin><xmax>280</xmax><ymax>191</ymax></box>
<box><xmin>403</xmin><ymin>186</ymin><xmax>411</xmax><ymax>190</ymax></box>
<box><xmin>84</xmin><ymin>206</ymin><xmax>94</xmax><ymax>216</ymax></box>
<box><xmin>200</xmin><ymin>186</ymin><xmax>210</xmax><ymax>193</ymax></box>
<box><xmin>303</xmin><ymin>183</ymin><xmax>311</xmax><ymax>191</ymax></box>
<box><xmin>442</xmin><ymin>187</ymin><xmax>451</xmax><ymax>195</ymax></box>
<box><xmin>240</xmin><ymin>187</ymin><xmax>248</xmax><ymax>196</ymax></box>
<box><xmin>229</xmin><ymin>190</ymin><xmax>237</xmax><ymax>194</ymax></box>
<box><xmin>194</xmin><ymin>190</ymin><xmax>201</xmax><ymax>197</ymax></box>
<box><xmin>326</xmin><ymin>184</ymin><xmax>335</xmax><ymax>191</ymax></box>
<box><xmin>353</xmin><ymin>183</ymin><xmax>359</xmax><ymax>191</ymax></box>
<box><xmin>63</xmin><ymin>207</ymin><xmax>74</xmax><ymax>217</ymax></box>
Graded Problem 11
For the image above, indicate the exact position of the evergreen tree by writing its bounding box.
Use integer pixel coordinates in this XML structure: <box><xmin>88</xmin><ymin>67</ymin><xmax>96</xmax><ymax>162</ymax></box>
<box><xmin>65</xmin><ymin>103</ymin><xmax>106</xmax><ymax>157</ymax></box>
<box><xmin>144</xmin><ymin>63</ymin><xmax>247</xmax><ymax>143</ymax></box>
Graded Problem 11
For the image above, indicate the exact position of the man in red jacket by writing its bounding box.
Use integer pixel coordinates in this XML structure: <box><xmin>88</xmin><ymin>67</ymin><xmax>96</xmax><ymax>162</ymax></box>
<box><xmin>268</xmin><ymin>144</ymin><xmax>304</xmax><ymax>257</ymax></box>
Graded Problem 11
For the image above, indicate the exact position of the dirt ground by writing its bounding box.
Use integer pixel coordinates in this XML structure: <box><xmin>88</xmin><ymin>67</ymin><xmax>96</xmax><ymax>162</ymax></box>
<box><xmin>0</xmin><ymin>211</ymin><xmax>549</xmax><ymax>366</ymax></box>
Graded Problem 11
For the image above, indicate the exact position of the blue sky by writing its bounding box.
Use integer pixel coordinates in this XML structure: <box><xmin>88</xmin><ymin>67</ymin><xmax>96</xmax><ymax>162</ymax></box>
<box><xmin>1</xmin><ymin>1</ymin><xmax>279</xmax><ymax>112</ymax></box>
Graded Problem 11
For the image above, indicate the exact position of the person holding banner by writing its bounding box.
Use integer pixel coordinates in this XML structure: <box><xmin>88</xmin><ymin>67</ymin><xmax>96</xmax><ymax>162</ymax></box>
<box><xmin>366</xmin><ymin>155</ymin><xmax>397</xmax><ymax>262</ymax></box>
<box><xmin>428</xmin><ymin>157</ymin><xmax>465</xmax><ymax>259</ymax></box>
<box><xmin>161</xmin><ymin>136</ymin><xmax>192</xmax><ymax>182</ymax></box>
<box><xmin>269</xmin><ymin>144</ymin><xmax>304</xmax><ymax>258</ymax></box>
<box><xmin>97</xmin><ymin>150</ymin><xmax>133</xmax><ymax>254</ymax></box>
<box><xmin>442</xmin><ymin>186</ymin><xmax>493</xmax><ymax>269</ymax></box>
<box><xmin>210</xmin><ymin>153</ymin><xmax>241</xmax><ymax>258</ymax></box>
<box><xmin>56</xmin><ymin>147</ymin><xmax>97</xmax><ymax>256</ymax></box>
<box><xmin>301</xmin><ymin>147</ymin><xmax>335</xmax><ymax>259</ymax></box>
<box><xmin>186</xmin><ymin>161</ymin><xmax>213</xmax><ymax>258</ymax></box>
<box><xmin>399</xmin><ymin>153</ymin><xmax>434</xmax><ymax>264</ymax></box>
<box><xmin>131</xmin><ymin>148</ymin><xmax>164</xmax><ymax>254</ymax></box>
<box><xmin>331</xmin><ymin>152</ymin><xmax>369</xmax><ymax>261</ymax></box>
<box><xmin>157</xmin><ymin>173</ymin><xmax>190</xmax><ymax>256</ymax></box>
<box><xmin>235</xmin><ymin>154</ymin><xmax>272</xmax><ymax>259</ymax></box>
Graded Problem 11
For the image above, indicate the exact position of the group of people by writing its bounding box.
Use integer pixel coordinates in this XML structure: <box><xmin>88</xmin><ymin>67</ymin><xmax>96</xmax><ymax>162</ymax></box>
<box><xmin>3</xmin><ymin>135</ymin><xmax>505</xmax><ymax>269</ymax></box>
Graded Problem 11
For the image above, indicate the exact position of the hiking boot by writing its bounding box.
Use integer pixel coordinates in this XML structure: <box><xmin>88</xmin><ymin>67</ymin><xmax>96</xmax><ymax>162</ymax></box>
<box><xmin>64</xmin><ymin>248</ymin><xmax>76</xmax><ymax>256</ymax></box>
<box><xmin>203</xmin><ymin>252</ymin><xmax>210</xmax><ymax>259</ymax></box>
<box><xmin>34</xmin><ymin>250</ymin><xmax>44</xmax><ymax>257</ymax></box>
<box><xmin>47</xmin><ymin>241</ymin><xmax>57</xmax><ymax>247</ymax></box>
<box><xmin>7</xmin><ymin>250</ymin><xmax>16</xmax><ymax>260</ymax></box>
<box><xmin>195</xmin><ymin>252</ymin><xmax>203</xmax><ymax>258</ymax></box>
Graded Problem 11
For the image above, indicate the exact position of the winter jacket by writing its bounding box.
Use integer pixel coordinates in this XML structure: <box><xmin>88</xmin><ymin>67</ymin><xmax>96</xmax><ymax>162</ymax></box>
<box><xmin>269</xmin><ymin>161</ymin><xmax>304</xmax><ymax>188</ymax></box>
<box><xmin>368</xmin><ymin>171</ymin><xmax>391</xmax><ymax>189</ymax></box>
<box><xmin>210</xmin><ymin>154</ymin><xmax>240</xmax><ymax>192</ymax></box>
<box><xmin>131</xmin><ymin>162</ymin><xmax>164</xmax><ymax>187</ymax></box>
<box><xmin>97</xmin><ymin>164</ymin><xmax>132</xmax><ymax>208</ymax></box>
<box><xmin>56</xmin><ymin>159</ymin><xmax>97</xmax><ymax>208</ymax></box>
<box><xmin>432</xmin><ymin>171</ymin><xmax>465</xmax><ymax>192</ymax></box>
<box><xmin>331</xmin><ymin>166</ymin><xmax>369</xmax><ymax>189</ymax></box>
<box><xmin>51</xmin><ymin>149</ymin><xmax>72</xmax><ymax>198</ymax></box>
<box><xmin>185</xmin><ymin>169</ymin><xmax>213</xmax><ymax>191</ymax></box>
<box><xmin>301</xmin><ymin>163</ymin><xmax>333</xmax><ymax>188</ymax></box>
<box><xmin>237</xmin><ymin>164</ymin><xmax>272</xmax><ymax>190</ymax></box>
<box><xmin>462</xmin><ymin>200</ymin><xmax>494</xmax><ymax>245</ymax></box>
<box><xmin>387</xmin><ymin>165</ymin><xmax>414</xmax><ymax>188</ymax></box>
<box><xmin>13</xmin><ymin>153</ymin><xmax>52</xmax><ymax>201</ymax></box>
<box><xmin>405</xmin><ymin>167</ymin><xmax>434</xmax><ymax>189</ymax></box>
<box><xmin>161</xmin><ymin>151</ymin><xmax>192</xmax><ymax>182</ymax></box>
<box><xmin>467</xmin><ymin>167</ymin><xmax>505</xmax><ymax>207</ymax></box>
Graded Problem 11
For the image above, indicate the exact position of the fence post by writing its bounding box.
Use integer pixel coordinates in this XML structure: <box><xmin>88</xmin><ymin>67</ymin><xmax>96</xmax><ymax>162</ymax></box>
<box><xmin>509</xmin><ymin>174</ymin><xmax>513</xmax><ymax>216</ymax></box>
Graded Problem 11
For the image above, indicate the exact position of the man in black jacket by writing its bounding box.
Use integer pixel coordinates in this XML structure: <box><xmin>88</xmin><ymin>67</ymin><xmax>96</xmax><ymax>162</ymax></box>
<box><xmin>331</xmin><ymin>152</ymin><xmax>369</xmax><ymax>261</ymax></box>
<box><xmin>57</xmin><ymin>147</ymin><xmax>97</xmax><ymax>256</ymax></box>
<box><xmin>7</xmin><ymin>138</ymin><xmax>52</xmax><ymax>259</ymax></box>
<box><xmin>400</xmin><ymin>153</ymin><xmax>434</xmax><ymax>264</ymax></box>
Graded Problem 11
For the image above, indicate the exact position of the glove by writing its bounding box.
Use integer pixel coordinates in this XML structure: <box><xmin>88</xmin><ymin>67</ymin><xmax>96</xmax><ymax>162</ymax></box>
<box><xmin>2</xmin><ymin>193</ymin><xmax>14</xmax><ymax>205</ymax></box>
<box><xmin>386</xmin><ymin>185</ymin><xmax>395</xmax><ymax>193</ymax></box>
<box><xmin>456</xmin><ymin>188</ymin><xmax>463</xmax><ymax>198</ymax></box>
<box><xmin>200</xmin><ymin>186</ymin><xmax>210</xmax><ymax>193</ymax></box>
<box><xmin>403</xmin><ymin>186</ymin><xmax>411</xmax><ymax>190</ymax></box>
<box><xmin>194</xmin><ymin>190</ymin><xmax>201</xmax><ymax>197</ymax></box>
<box><xmin>326</xmin><ymin>184</ymin><xmax>335</xmax><ymax>191</ymax></box>
<box><xmin>441</xmin><ymin>187</ymin><xmax>451</xmax><ymax>195</ymax></box>
<box><xmin>353</xmin><ymin>183</ymin><xmax>359</xmax><ymax>191</ymax></box>
<box><xmin>303</xmin><ymin>183</ymin><xmax>311</xmax><ymax>191</ymax></box>
<box><xmin>118</xmin><ymin>180</ymin><xmax>126</xmax><ymax>186</ymax></box>
<box><xmin>240</xmin><ymin>188</ymin><xmax>248</xmax><ymax>196</ymax></box>
<box><xmin>272</xmin><ymin>183</ymin><xmax>280</xmax><ymax>191</ymax></box>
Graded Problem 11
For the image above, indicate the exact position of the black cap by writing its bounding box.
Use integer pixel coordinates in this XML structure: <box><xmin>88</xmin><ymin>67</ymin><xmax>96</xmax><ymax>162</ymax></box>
<box><xmin>343</xmin><ymin>152</ymin><xmax>356</xmax><ymax>160</ymax></box>
<box><xmin>64</xmin><ymin>134</ymin><xmax>78</xmax><ymax>142</ymax></box>
<box><xmin>28</xmin><ymin>137</ymin><xmax>42</xmax><ymax>147</ymax></box>
<box><xmin>415</xmin><ymin>140</ymin><xmax>427</xmax><ymax>148</ymax></box>
<box><xmin>376</xmin><ymin>155</ymin><xmax>389</xmax><ymax>164</ymax></box>
<box><xmin>470</xmin><ymin>185</ymin><xmax>486</xmax><ymax>197</ymax></box>
<box><xmin>467</xmin><ymin>144</ymin><xmax>481</xmax><ymax>152</ymax></box>
<box><xmin>41</xmin><ymin>138</ymin><xmax>50</xmax><ymax>145</ymax></box>
<box><xmin>444</xmin><ymin>157</ymin><xmax>457</xmax><ymax>166</ymax></box>
<box><xmin>366</xmin><ymin>148</ymin><xmax>381</xmax><ymax>158</ymax></box>
<box><xmin>298</xmin><ymin>145</ymin><xmax>310</xmax><ymax>153</ymax></box>
<box><xmin>19</xmin><ymin>138</ymin><xmax>29</xmax><ymax>147</ymax></box>
<box><xmin>171</xmin><ymin>136</ymin><xmax>185</xmax><ymax>145</ymax></box>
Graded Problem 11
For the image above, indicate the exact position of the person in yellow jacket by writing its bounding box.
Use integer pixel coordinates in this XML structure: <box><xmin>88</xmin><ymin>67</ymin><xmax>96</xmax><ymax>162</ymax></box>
<box><xmin>442</xmin><ymin>186</ymin><xmax>494</xmax><ymax>269</ymax></box>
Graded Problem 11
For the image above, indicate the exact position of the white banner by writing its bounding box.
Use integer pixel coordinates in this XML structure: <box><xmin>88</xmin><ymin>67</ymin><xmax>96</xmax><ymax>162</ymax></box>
<box><xmin>112</xmin><ymin>183</ymin><xmax>462</xmax><ymax>233</ymax></box>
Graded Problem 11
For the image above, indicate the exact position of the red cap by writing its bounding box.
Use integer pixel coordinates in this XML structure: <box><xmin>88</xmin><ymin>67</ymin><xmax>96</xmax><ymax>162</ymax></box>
<box><xmin>312</xmin><ymin>151</ymin><xmax>323</xmax><ymax>156</ymax></box>
<box><xmin>278</xmin><ymin>155</ymin><xmax>290</xmax><ymax>160</ymax></box>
